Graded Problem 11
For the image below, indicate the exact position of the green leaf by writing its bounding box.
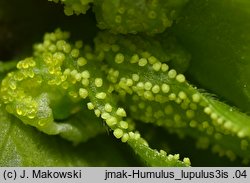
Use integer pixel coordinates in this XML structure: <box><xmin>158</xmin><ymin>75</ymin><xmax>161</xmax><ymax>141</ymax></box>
<box><xmin>59</xmin><ymin>107</ymin><xmax>105</xmax><ymax>144</ymax></box>
<box><xmin>0</xmin><ymin>102</ymin><xmax>132</xmax><ymax>166</ymax></box>
<box><xmin>128</xmin><ymin>137</ymin><xmax>190</xmax><ymax>166</ymax></box>
<box><xmin>172</xmin><ymin>0</ymin><xmax>250</xmax><ymax>112</ymax></box>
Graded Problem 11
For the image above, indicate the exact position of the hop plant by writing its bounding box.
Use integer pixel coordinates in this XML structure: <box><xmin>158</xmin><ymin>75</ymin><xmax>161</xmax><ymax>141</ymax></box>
<box><xmin>0</xmin><ymin>0</ymin><xmax>250</xmax><ymax>166</ymax></box>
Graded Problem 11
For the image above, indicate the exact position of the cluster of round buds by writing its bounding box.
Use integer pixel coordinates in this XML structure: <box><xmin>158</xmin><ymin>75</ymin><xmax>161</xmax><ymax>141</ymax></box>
<box><xmin>106</xmin><ymin>51</ymin><xmax>189</xmax><ymax>107</ymax></box>
<box><xmin>48</xmin><ymin>0</ymin><xmax>93</xmax><ymax>16</ymax></box>
<box><xmin>87</xmin><ymin>97</ymin><xmax>132</xmax><ymax>143</ymax></box>
<box><xmin>93</xmin><ymin>32</ymin><xmax>250</xmax><ymax>163</ymax></box>
<box><xmin>1</xmin><ymin>29</ymin><xmax>250</xmax><ymax>165</ymax></box>
<box><xmin>0</xmin><ymin>57</ymin><xmax>39</xmax><ymax>119</ymax></box>
<box><xmin>0</xmin><ymin>29</ymin><xmax>95</xmax><ymax>138</ymax></box>
<box><xmin>94</xmin><ymin>0</ymin><xmax>189</xmax><ymax>34</ymax></box>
